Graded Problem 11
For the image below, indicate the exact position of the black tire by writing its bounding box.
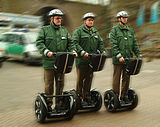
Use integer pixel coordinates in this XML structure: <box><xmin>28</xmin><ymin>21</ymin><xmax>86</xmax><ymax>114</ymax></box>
<box><xmin>0</xmin><ymin>62</ymin><xmax>2</xmax><ymax>68</ymax></box>
<box><xmin>0</xmin><ymin>57</ymin><xmax>5</xmax><ymax>68</ymax></box>
<box><xmin>23</xmin><ymin>53</ymin><xmax>30</xmax><ymax>65</ymax></box>
<box><xmin>66</xmin><ymin>96</ymin><xmax>76</xmax><ymax>120</ymax></box>
<box><xmin>68</xmin><ymin>89</ymin><xmax>81</xmax><ymax>111</ymax></box>
<box><xmin>104</xmin><ymin>90</ymin><xmax>119</xmax><ymax>112</ymax></box>
<box><xmin>35</xmin><ymin>96</ymin><xmax>47</xmax><ymax>123</ymax></box>
<box><xmin>128</xmin><ymin>89</ymin><xmax>138</xmax><ymax>110</ymax></box>
<box><xmin>62</xmin><ymin>91</ymin><xmax>76</xmax><ymax>120</ymax></box>
<box><xmin>90</xmin><ymin>90</ymin><xmax>102</xmax><ymax>111</ymax></box>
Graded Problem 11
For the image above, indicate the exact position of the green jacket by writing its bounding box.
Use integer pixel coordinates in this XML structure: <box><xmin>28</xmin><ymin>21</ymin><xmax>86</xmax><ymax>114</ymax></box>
<box><xmin>110</xmin><ymin>23</ymin><xmax>142</xmax><ymax>64</ymax></box>
<box><xmin>36</xmin><ymin>23</ymin><xmax>75</xmax><ymax>69</ymax></box>
<box><xmin>72</xmin><ymin>24</ymin><xmax>105</xmax><ymax>67</ymax></box>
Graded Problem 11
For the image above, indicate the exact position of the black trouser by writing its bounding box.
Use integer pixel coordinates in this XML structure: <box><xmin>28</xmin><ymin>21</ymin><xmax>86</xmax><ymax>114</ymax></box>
<box><xmin>76</xmin><ymin>66</ymin><xmax>93</xmax><ymax>100</ymax></box>
<box><xmin>44</xmin><ymin>69</ymin><xmax>64</xmax><ymax>106</ymax></box>
<box><xmin>112</xmin><ymin>64</ymin><xmax>130</xmax><ymax>98</ymax></box>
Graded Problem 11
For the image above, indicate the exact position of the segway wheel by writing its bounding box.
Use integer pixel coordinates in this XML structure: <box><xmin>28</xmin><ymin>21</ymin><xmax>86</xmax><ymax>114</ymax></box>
<box><xmin>128</xmin><ymin>89</ymin><xmax>138</xmax><ymax>110</ymax></box>
<box><xmin>35</xmin><ymin>96</ymin><xmax>47</xmax><ymax>123</ymax></box>
<box><xmin>69</xmin><ymin>89</ymin><xmax>81</xmax><ymax>111</ymax></box>
<box><xmin>104</xmin><ymin>90</ymin><xmax>119</xmax><ymax>112</ymax></box>
<box><xmin>62</xmin><ymin>91</ymin><xmax>76</xmax><ymax>120</ymax></box>
<box><xmin>90</xmin><ymin>90</ymin><xmax>102</xmax><ymax>111</ymax></box>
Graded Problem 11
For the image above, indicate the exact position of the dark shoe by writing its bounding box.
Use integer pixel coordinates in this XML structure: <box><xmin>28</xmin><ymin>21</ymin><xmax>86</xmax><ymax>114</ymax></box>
<box><xmin>52</xmin><ymin>107</ymin><xmax>61</xmax><ymax>113</ymax></box>
<box><xmin>52</xmin><ymin>107</ymin><xmax>56</xmax><ymax>112</ymax></box>
<box><xmin>120</xmin><ymin>99</ymin><xmax>126</xmax><ymax>105</ymax></box>
<box><xmin>120</xmin><ymin>95</ymin><xmax>130</xmax><ymax>105</ymax></box>
<box><xmin>123</xmin><ymin>95</ymin><xmax>130</xmax><ymax>104</ymax></box>
<box><xmin>81</xmin><ymin>101</ymin><xmax>88</xmax><ymax>106</ymax></box>
<box><xmin>48</xmin><ymin>106</ymin><xmax>52</xmax><ymax>112</ymax></box>
<box><xmin>84</xmin><ymin>95</ymin><xmax>92</xmax><ymax>104</ymax></box>
<box><xmin>54</xmin><ymin>104</ymin><xmax>66</xmax><ymax>113</ymax></box>
<box><xmin>46</xmin><ymin>100</ymin><xmax>53</xmax><ymax>112</ymax></box>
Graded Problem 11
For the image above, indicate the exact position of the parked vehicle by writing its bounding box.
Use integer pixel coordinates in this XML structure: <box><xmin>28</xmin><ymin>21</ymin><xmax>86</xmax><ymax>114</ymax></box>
<box><xmin>0</xmin><ymin>41</ymin><xmax>7</xmax><ymax>67</ymax></box>
<box><xmin>0</xmin><ymin>31</ymin><xmax>42</xmax><ymax>64</ymax></box>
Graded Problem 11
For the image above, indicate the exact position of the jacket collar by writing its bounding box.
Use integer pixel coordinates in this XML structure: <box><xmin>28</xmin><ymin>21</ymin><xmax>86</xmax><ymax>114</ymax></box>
<box><xmin>81</xmin><ymin>24</ymin><xmax>97</xmax><ymax>33</ymax></box>
<box><xmin>50</xmin><ymin>22</ymin><xmax>61</xmax><ymax>29</ymax></box>
<box><xmin>118</xmin><ymin>23</ymin><xmax>129</xmax><ymax>30</ymax></box>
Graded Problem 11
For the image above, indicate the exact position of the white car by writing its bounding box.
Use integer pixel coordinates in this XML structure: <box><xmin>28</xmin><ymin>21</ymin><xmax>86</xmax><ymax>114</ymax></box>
<box><xmin>0</xmin><ymin>42</ymin><xmax>6</xmax><ymax>67</ymax></box>
<box><xmin>1</xmin><ymin>31</ymin><xmax>42</xmax><ymax>64</ymax></box>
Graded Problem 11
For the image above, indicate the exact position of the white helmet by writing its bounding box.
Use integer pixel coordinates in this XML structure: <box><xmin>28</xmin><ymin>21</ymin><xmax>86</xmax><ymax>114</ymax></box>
<box><xmin>116</xmin><ymin>11</ymin><xmax>129</xmax><ymax>18</ymax></box>
<box><xmin>82</xmin><ymin>12</ymin><xmax>96</xmax><ymax>20</ymax></box>
<box><xmin>48</xmin><ymin>9</ymin><xmax>63</xmax><ymax>17</ymax></box>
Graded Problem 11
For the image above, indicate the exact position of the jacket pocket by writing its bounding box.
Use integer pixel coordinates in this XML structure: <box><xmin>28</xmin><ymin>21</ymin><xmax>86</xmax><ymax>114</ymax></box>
<box><xmin>80</xmin><ymin>36</ymin><xmax>89</xmax><ymax>48</ymax></box>
<box><xmin>61</xmin><ymin>36</ymin><xmax>67</xmax><ymax>43</ymax></box>
<box><xmin>117</xmin><ymin>35</ymin><xmax>123</xmax><ymax>41</ymax></box>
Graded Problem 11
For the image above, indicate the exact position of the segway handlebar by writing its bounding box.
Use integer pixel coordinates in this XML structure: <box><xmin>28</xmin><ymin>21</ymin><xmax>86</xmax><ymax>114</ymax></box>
<box><xmin>84</xmin><ymin>53</ymin><xmax>107</xmax><ymax>58</ymax></box>
<box><xmin>125</xmin><ymin>58</ymin><xmax>142</xmax><ymax>62</ymax></box>
<box><xmin>52</xmin><ymin>52</ymin><xmax>77</xmax><ymax>58</ymax></box>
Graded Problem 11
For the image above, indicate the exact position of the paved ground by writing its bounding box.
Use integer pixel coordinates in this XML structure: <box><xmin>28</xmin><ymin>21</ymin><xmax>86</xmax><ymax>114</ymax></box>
<box><xmin>0</xmin><ymin>58</ymin><xmax>160</xmax><ymax>127</ymax></box>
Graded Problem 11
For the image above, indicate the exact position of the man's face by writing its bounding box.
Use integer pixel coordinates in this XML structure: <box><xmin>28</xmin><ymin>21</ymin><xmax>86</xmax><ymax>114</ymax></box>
<box><xmin>119</xmin><ymin>17</ymin><xmax>128</xmax><ymax>24</ymax></box>
<box><xmin>84</xmin><ymin>18</ymin><xmax>94</xmax><ymax>27</ymax></box>
<box><xmin>51</xmin><ymin>15</ymin><xmax>62</xmax><ymax>26</ymax></box>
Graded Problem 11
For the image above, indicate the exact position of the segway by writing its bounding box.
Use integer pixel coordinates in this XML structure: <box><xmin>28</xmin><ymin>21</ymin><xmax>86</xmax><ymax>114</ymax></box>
<box><xmin>104</xmin><ymin>58</ymin><xmax>143</xmax><ymax>112</ymax></box>
<box><xmin>71</xmin><ymin>53</ymin><xmax>107</xmax><ymax>112</ymax></box>
<box><xmin>34</xmin><ymin>52</ymin><xmax>76</xmax><ymax>123</ymax></box>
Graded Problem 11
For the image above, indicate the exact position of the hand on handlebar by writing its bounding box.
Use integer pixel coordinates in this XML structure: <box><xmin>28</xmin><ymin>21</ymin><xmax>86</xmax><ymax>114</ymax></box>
<box><xmin>73</xmin><ymin>52</ymin><xmax>78</xmax><ymax>58</ymax></box>
<box><xmin>83</xmin><ymin>52</ymin><xmax>89</xmax><ymax>58</ymax></box>
<box><xmin>72</xmin><ymin>50</ymin><xmax>78</xmax><ymax>58</ymax></box>
<box><xmin>81</xmin><ymin>50</ymin><xmax>89</xmax><ymax>58</ymax></box>
<box><xmin>47</xmin><ymin>51</ymin><xmax>54</xmax><ymax>57</ymax></box>
<box><xmin>119</xmin><ymin>57</ymin><xmax>125</xmax><ymax>63</ymax></box>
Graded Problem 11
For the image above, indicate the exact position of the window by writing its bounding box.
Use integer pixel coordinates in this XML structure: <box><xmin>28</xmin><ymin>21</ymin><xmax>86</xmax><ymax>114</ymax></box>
<box><xmin>150</xmin><ymin>1</ymin><xmax>160</xmax><ymax>23</ymax></box>
<box><xmin>136</xmin><ymin>5</ymin><xmax>145</xmax><ymax>26</ymax></box>
<box><xmin>66</xmin><ymin>0</ymin><xmax>110</xmax><ymax>5</ymax></box>
<box><xmin>24</xmin><ymin>33</ymin><xmax>38</xmax><ymax>44</ymax></box>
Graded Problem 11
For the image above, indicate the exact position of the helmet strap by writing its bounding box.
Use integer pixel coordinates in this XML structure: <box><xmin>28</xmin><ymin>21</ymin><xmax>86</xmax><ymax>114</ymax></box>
<box><xmin>52</xmin><ymin>20</ymin><xmax>57</xmax><ymax>26</ymax></box>
<box><xmin>120</xmin><ymin>20</ymin><xmax>126</xmax><ymax>25</ymax></box>
<box><xmin>85</xmin><ymin>24</ymin><xmax>92</xmax><ymax>29</ymax></box>
<box><xmin>120</xmin><ymin>17</ymin><xmax>127</xmax><ymax>26</ymax></box>
<box><xmin>51</xmin><ymin>16</ymin><xmax>61</xmax><ymax>27</ymax></box>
